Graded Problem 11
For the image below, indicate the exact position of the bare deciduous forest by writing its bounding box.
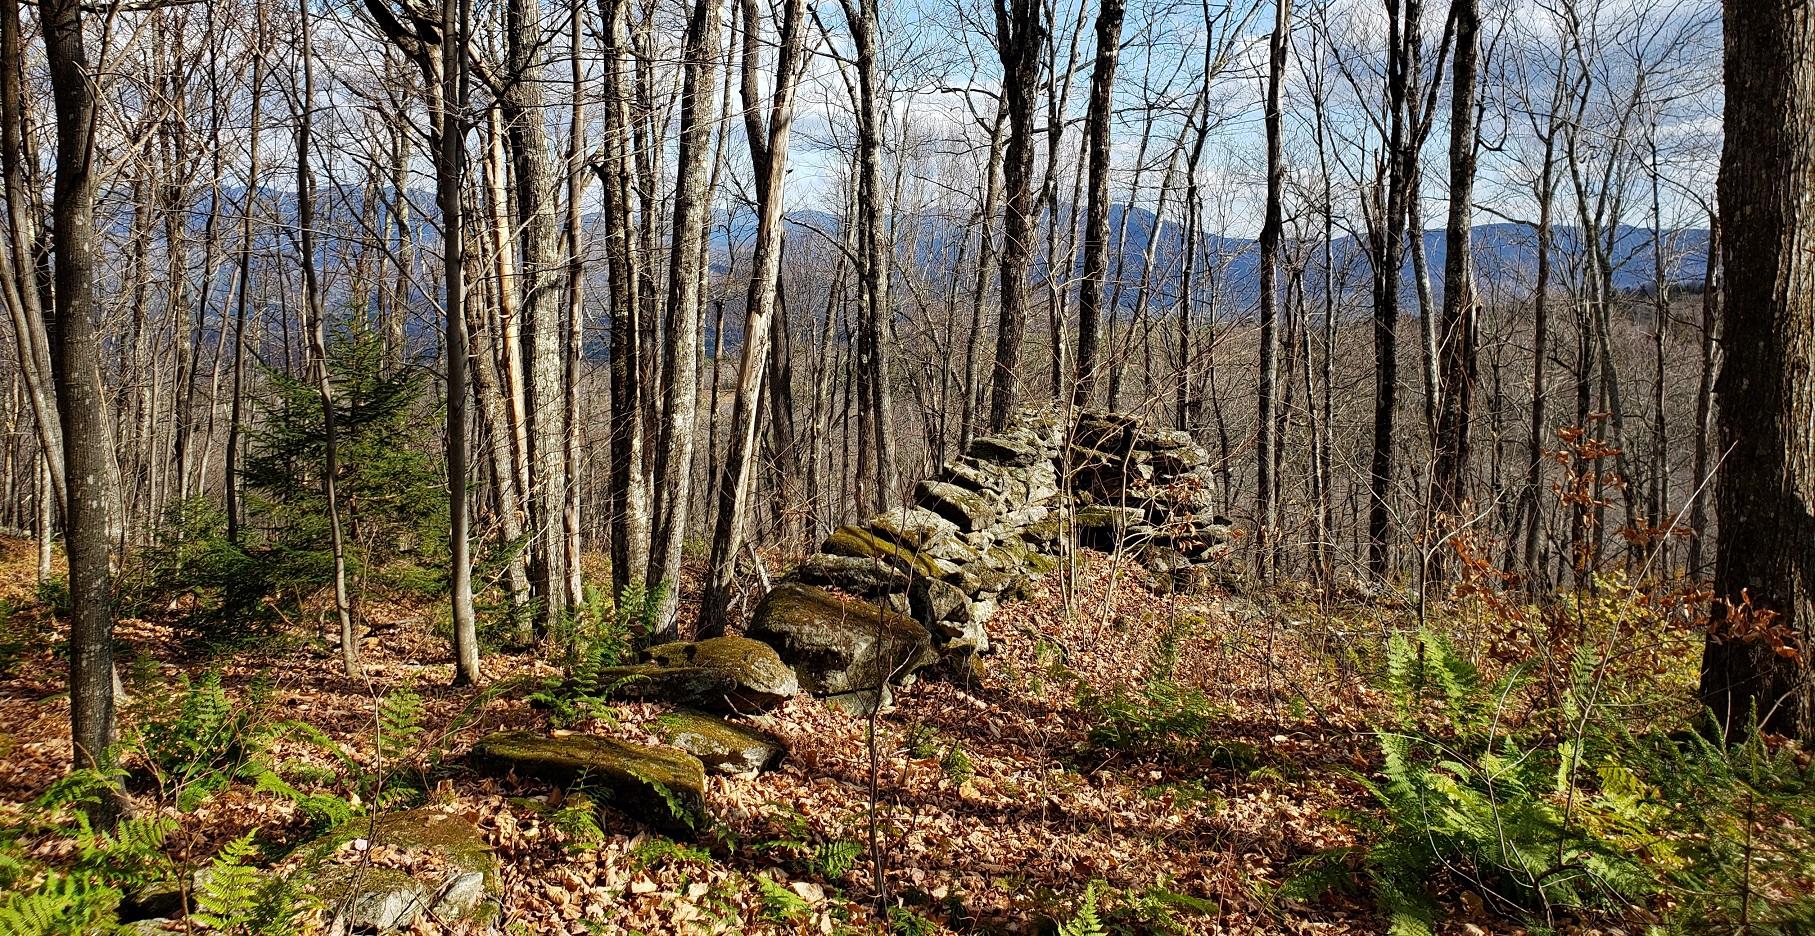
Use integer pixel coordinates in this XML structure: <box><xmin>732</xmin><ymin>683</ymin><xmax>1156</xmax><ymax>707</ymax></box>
<box><xmin>3</xmin><ymin>0</ymin><xmax>1812</xmax><ymax>933</ymax></box>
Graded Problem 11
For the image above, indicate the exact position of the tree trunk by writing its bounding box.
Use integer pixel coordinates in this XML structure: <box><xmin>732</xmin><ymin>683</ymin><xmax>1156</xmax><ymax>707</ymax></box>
<box><xmin>647</xmin><ymin>0</ymin><xmax>724</xmax><ymax>636</ymax></box>
<box><xmin>295</xmin><ymin>0</ymin><xmax>359</xmax><ymax>679</ymax></box>
<box><xmin>700</xmin><ymin>0</ymin><xmax>806</xmax><ymax>633</ymax></box>
<box><xmin>43</xmin><ymin>0</ymin><xmax>123</xmax><ymax>770</ymax></box>
<box><xmin>1072</xmin><ymin>0</ymin><xmax>1124</xmax><ymax>406</ymax></box>
<box><xmin>440</xmin><ymin>0</ymin><xmax>480</xmax><ymax>684</ymax></box>
<box><xmin>1701</xmin><ymin>0</ymin><xmax>1815</xmax><ymax>740</ymax></box>
<box><xmin>1254</xmin><ymin>0</ymin><xmax>1288</xmax><ymax>579</ymax></box>
<box><xmin>1431</xmin><ymin>0</ymin><xmax>1479</xmax><ymax>518</ymax></box>
<box><xmin>504</xmin><ymin>0</ymin><xmax>571</xmax><ymax>634</ymax></box>
<box><xmin>987</xmin><ymin>0</ymin><xmax>1043</xmax><ymax>431</ymax></box>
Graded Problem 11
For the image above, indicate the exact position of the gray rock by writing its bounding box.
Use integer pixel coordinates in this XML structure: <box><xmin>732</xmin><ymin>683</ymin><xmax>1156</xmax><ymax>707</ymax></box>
<box><xmin>910</xmin><ymin>575</ymin><xmax>970</xmax><ymax>625</ymax></box>
<box><xmin>745</xmin><ymin>583</ymin><xmax>937</xmax><ymax>696</ymax></box>
<box><xmin>337</xmin><ymin>871</ymin><xmax>430</xmax><ymax>932</ymax></box>
<box><xmin>822</xmin><ymin>686</ymin><xmax>891</xmax><ymax>715</ymax></box>
<box><xmin>310</xmin><ymin>808</ymin><xmax>502</xmax><ymax>932</ymax></box>
<box><xmin>915</xmin><ymin>479</ymin><xmax>1001</xmax><ymax>533</ymax></box>
<box><xmin>865</xmin><ymin>506</ymin><xmax>960</xmax><ymax>550</ymax></box>
<box><xmin>431</xmin><ymin>870</ymin><xmax>491</xmax><ymax>920</ymax></box>
<box><xmin>657</xmin><ymin>712</ymin><xmax>787</xmax><ymax>774</ymax></box>
<box><xmin>786</xmin><ymin>552</ymin><xmax>910</xmax><ymax>597</ymax></box>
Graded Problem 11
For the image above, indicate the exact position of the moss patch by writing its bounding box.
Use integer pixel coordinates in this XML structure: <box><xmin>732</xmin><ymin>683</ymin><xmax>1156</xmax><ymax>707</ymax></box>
<box><xmin>821</xmin><ymin>525</ymin><xmax>949</xmax><ymax>580</ymax></box>
<box><xmin>469</xmin><ymin>730</ymin><xmax>707</xmax><ymax>833</ymax></box>
<box><xmin>654</xmin><ymin>712</ymin><xmax>786</xmax><ymax>774</ymax></box>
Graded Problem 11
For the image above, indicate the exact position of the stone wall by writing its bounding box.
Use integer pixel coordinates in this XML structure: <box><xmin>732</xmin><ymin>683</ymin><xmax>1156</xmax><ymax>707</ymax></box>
<box><xmin>471</xmin><ymin>408</ymin><xmax>1234</xmax><ymax>833</ymax></box>
<box><xmin>744</xmin><ymin>407</ymin><xmax>1232</xmax><ymax>710</ymax></box>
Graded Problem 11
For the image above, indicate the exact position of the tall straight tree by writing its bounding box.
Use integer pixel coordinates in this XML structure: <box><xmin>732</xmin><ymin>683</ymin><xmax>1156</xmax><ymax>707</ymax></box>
<box><xmin>0</xmin><ymin>0</ymin><xmax>64</xmax><ymax>512</ymax></box>
<box><xmin>844</xmin><ymin>0</ymin><xmax>897</xmax><ymax>511</ymax></box>
<box><xmin>987</xmin><ymin>0</ymin><xmax>1043</xmax><ymax>431</ymax></box>
<box><xmin>294</xmin><ymin>0</ymin><xmax>359</xmax><ymax>679</ymax></box>
<box><xmin>648</xmin><ymin>0</ymin><xmax>725</xmax><ymax>637</ymax></box>
<box><xmin>597</xmin><ymin>0</ymin><xmax>649</xmax><ymax>603</ymax></box>
<box><xmin>700</xmin><ymin>0</ymin><xmax>807</xmax><ymax>632</ymax></box>
<box><xmin>1254</xmin><ymin>0</ymin><xmax>1288</xmax><ymax>578</ymax></box>
<box><xmin>504</xmin><ymin>0</ymin><xmax>570</xmax><ymax>633</ymax></box>
<box><xmin>41</xmin><ymin>0</ymin><xmax>122</xmax><ymax>770</ymax></box>
<box><xmin>1701</xmin><ymin>0</ymin><xmax>1815</xmax><ymax>740</ymax></box>
<box><xmin>1432</xmin><ymin>0</ymin><xmax>1480</xmax><ymax>518</ymax></box>
<box><xmin>440</xmin><ymin>0</ymin><xmax>479</xmax><ymax>683</ymax></box>
<box><xmin>1071</xmin><ymin>0</ymin><xmax>1124</xmax><ymax>406</ymax></box>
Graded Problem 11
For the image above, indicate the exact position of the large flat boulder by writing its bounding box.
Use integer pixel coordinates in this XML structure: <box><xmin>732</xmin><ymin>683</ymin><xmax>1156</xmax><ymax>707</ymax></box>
<box><xmin>821</xmin><ymin>524</ymin><xmax>955</xmax><ymax>580</ymax></box>
<box><xmin>785</xmin><ymin>552</ymin><xmax>911</xmax><ymax>597</ymax></box>
<box><xmin>744</xmin><ymin>583</ymin><xmax>936</xmax><ymax>696</ymax></box>
<box><xmin>469</xmin><ymin>731</ymin><xmax>706</xmax><ymax>833</ymax></box>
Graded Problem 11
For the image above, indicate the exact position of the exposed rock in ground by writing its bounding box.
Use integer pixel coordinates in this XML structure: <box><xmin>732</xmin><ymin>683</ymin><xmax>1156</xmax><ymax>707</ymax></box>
<box><xmin>469</xmin><ymin>731</ymin><xmax>706</xmax><ymax>832</ymax></box>
<box><xmin>314</xmin><ymin>807</ymin><xmax>501</xmax><ymax>933</ymax></box>
<box><xmin>744</xmin><ymin>583</ymin><xmax>936</xmax><ymax>696</ymax></box>
<box><xmin>655</xmin><ymin>711</ymin><xmax>787</xmax><ymax>774</ymax></box>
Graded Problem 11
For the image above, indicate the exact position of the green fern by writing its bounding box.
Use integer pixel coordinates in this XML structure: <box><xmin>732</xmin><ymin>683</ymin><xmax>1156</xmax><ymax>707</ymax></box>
<box><xmin>376</xmin><ymin>688</ymin><xmax>424</xmax><ymax>768</ymax></box>
<box><xmin>1055</xmin><ymin>880</ymin><xmax>1106</xmax><ymax>936</ymax></box>
<box><xmin>755</xmin><ymin>873</ymin><xmax>809</xmax><ymax>922</ymax></box>
<box><xmin>812</xmin><ymin>839</ymin><xmax>863</xmax><ymax>879</ymax></box>
<box><xmin>192</xmin><ymin>832</ymin><xmax>264</xmax><ymax>931</ymax></box>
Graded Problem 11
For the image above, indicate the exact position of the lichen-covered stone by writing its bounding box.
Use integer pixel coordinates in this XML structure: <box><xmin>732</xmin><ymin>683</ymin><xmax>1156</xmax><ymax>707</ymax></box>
<box><xmin>319</xmin><ymin>867</ymin><xmax>429</xmax><ymax>932</ymax></box>
<box><xmin>745</xmin><ymin>583</ymin><xmax>936</xmax><ymax>696</ymax></box>
<box><xmin>469</xmin><ymin>730</ymin><xmax>707</xmax><ymax>832</ymax></box>
<box><xmin>915</xmin><ymin>480</ymin><xmax>1000</xmax><ymax>533</ymax></box>
<box><xmin>910</xmin><ymin>576</ymin><xmax>970</xmax><ymax>625</ymax></box>
<box><xmin>967</xmin><ymin>432</ymin><xmax>1045</xmax><ymax>467</ymax></box>
<box><xmin>615</xmin><ymin>635</ymin><xmax>799</xmax><ymax>710</ymax></box>
<box><xmin>656</xmin><ymin>712</ymin><xmax>786</xmax><ymax>774</ymax></box>
<box><xmin>865</xmin><ymin>506</ymin><xmax>960</xmax><ymax>551</ymax></box>
<box><xmin>785</xmin><ymin>552</ymin><xmax>910</xmax><ymax>597</ymax></box>
<box><xmin>306</xmin><ymin>806</ymin><xmax>501</xmax><ymax>932</ymax></box>
<box><xmin>821</xmin><ymin>524</ymin><xmax>953</xmax><ymax>580</ymax></box>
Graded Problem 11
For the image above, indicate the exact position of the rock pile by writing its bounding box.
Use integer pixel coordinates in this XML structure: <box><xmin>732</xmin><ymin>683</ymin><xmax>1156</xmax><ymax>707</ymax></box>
<box><xmin>1067</xmin><ymin>410</ymin><xmax>1234</xmax><ymax>592</ymax></box>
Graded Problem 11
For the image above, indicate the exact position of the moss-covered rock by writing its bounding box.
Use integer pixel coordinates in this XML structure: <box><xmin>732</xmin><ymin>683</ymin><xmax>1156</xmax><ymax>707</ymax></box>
<box><xmin>915</xmin><ymin>480</ymin><xmax>1000</xmax><ymax>533</ymax></box>
<box><xmin>821</xmin><ymin>525</ymin><xmax>953</xmax><ymax>580</ymax></box>
<box><xmin>616</xmin><ymin>635</ymin><xmax>799</xmax><ymax>711</ymax></box>
<box><xmin>966</xmin><ymin>434</ymin><xmax>1043</xmax><ymax>466</ymax></box>
<box><xmin>744</xmin><ymin>583</ymin><xmax>936</xmax><ymax>696</ymax></box>
<box><xmin>655</xmin><ymin>712</ymin><xmax>786</xmax><ymax>774</ymax></box>
<box><xmin>311</xmin><ymin>808</ymin><xmax>500</xmax><ymax>931</ymax></box>
<box><xmin>864</xmin><ymin>506</ymin><xmax>960</xmax><ymax>551</ymax></box>
<box><xmin>469</xmin><ymin>730</ymin><xmax>707</xmax><ymax>833</ymax></box>
<box><xmin>785</xmin><ymin>552</ymin><xmax>911</xmax><ymax>597</ymax></box>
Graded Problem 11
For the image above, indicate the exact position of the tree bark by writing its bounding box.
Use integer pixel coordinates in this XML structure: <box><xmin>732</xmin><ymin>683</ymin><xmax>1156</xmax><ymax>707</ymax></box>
<box><xmin>1701</xmin><ymin>0</ymin><xmax>1815</xmax><ymax>740</ymax></box>
<box><xmin>1072</xmin><ymin>0</ymin><xmax>1124</xmax><ymax>406</ymax></box>
<box><xmin>987</xmin><ymin>0</ymin><xmax>1043</xmax><ymax>431</ymax></box>
<box><xmin>647</xmin><ymin>0</ymin><xmax>724</xmax><ymax>636</ymax></box>
<box><xmin>43</xmin><ymin>0</ymin><xmax>123</xmax><ymax>770</ymax></box>
<box><xmin>1431</xmin><ymin>0</ymin><xmax>1479</xmax><ymax>518</ymax></box>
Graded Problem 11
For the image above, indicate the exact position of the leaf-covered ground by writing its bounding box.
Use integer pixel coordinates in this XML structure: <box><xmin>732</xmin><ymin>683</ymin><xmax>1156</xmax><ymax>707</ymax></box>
<box><xmin>0</xmin><ymin>536</ymin><xmax>1512</xmax><ymax>934</ymax></box>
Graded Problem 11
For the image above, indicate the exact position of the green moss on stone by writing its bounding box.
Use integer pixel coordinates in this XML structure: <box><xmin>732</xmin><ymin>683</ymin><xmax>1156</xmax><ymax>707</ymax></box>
<box><xmin>469</xmin><ymin>730</ymin><xmax>707</xmax><ymax>832</ymax></box>
<box><xmin>821</xmin><ymin>525</ymin><xmax>948</xmax><ymax>580</ymax></box>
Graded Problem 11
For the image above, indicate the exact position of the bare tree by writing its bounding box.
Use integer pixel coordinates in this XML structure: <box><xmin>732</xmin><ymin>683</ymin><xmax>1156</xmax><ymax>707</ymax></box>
<box><xmin>700</xmin><ymin>0</ymin><xmax>808</xmax><ymax>632</ymax></box>
<box><xmin>987</xmin><ymin>0</ymin><xmax>1043</xmax><ymax>431</ymax></box>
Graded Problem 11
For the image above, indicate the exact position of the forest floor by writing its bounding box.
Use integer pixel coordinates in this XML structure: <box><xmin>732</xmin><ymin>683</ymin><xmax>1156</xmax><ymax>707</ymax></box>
<box><xmin>0</xmin><ymin>535</ymin><xmax>1546</xmax><ymax>935</ymax></box>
